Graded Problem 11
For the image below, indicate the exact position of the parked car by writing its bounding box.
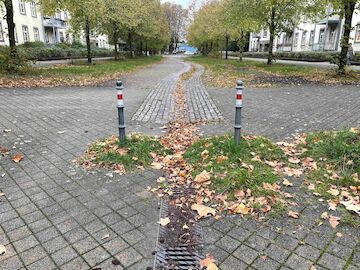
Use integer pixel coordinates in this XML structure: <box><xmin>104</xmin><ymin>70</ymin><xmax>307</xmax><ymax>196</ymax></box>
<box><xmin>184</xmin><ymin>51</ymin><xmax>196</xmax><ymax>56</ymax></box>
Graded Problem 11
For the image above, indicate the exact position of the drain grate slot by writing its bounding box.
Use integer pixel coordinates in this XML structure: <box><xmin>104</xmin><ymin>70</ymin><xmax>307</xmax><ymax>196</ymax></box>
<box><xmin>154</xmin><ymin>199</ymin><xmax>203</xmax><ymax>270</ymax></box>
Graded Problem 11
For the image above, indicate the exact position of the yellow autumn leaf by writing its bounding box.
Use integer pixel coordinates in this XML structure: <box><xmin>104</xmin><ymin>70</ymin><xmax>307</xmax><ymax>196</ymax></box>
<box><xmin>191</xmin><ymin>204</ymin><xmax>216</xmax><ymax>218</ymax></box>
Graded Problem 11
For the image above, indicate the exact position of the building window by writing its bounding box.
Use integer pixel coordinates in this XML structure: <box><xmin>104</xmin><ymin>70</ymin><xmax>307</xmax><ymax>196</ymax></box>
<box><xmin>64</xmin><ymin>12</ymin><xmax>68</xmax><ymax>21</ymax></box>
<box><xmin>309</xmin><ymin>30</ymin><xmax>315</xmax><ymax>45</ymax></box>
<box><xmin>19</xmin><ymin>0</ymin><xmax>26</xmax><ymax>15</ymax></box>
<box><xmin>356</xmin><ymin>25</ymin><xmax>360</xmax><ymax>42</ymax></box>
<box><xmin>0</xmin><ymin>22</ymin><xmax>4</xmax><ymax>41</ymax></box>
<box><xmin>293</xmin><ymin>33</ymin><xmax>299</xmax><ymax>46</ymax></box>
<box><xmin>301</xmin><ymin>31</ymin><xmax>307</xmax><ymax>46</ymax></box>
<box><xmin>263</xmin><ymin>30</ymin><xmax>268</xmax><ymax>38</ymax></box>
<box><xmin>329</xmin><ymin>27</ymin><xmax>337</xmax><ymax>44</ymax></box>
<box><xmin>30</xmin><ymin>1</ymin><xmax>37</xmax><ymax>17</ymax></box>
<box><xmin>33</xmin><ymin>27</ymin><xmax>40</xmax><ymax>41</ymax></box>
<box><xmin>319</xmin><ymin>29</ymin><xmax>325</xmax><ymax>44</ymax></box>
<box><xmin>22</xmin><ymin>25</ymin><xmax>30</xmax><ymax>42</ymax></box>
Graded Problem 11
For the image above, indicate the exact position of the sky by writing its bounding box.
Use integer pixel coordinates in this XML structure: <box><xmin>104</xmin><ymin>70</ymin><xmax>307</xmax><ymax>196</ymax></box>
<box><xmin>162</xmin><ymin>0</ymin><xmax>193</xmax><ymax>8</ymax></box>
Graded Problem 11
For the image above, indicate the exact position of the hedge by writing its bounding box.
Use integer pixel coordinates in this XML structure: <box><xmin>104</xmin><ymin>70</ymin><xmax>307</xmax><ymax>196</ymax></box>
<box><xmin>228</xmin><ymin>51</ymin><xmax>360</xmax><ymax>63</ymax></box>
<box><xmin>17</xmin><ymin>45</ymin><xmax>113</xmax><ymax>61</ymax></box>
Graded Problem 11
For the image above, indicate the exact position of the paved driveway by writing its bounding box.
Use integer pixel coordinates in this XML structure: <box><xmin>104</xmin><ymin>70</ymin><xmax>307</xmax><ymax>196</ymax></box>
<box><xmin>1</xmin><ymin>56</ymin><xmax>359</xmax><ymax>270</ymax></box>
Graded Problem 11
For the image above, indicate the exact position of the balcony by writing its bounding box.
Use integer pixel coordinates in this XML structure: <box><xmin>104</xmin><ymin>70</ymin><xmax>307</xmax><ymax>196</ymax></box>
<box><xmin>43</xmin><ymin>17</ymin><xmax>67</xmax><ymax>29</ymax></box>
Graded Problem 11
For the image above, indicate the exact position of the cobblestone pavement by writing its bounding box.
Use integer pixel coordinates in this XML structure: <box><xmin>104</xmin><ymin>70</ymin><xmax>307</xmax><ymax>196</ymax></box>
<box><xmin>131</xmin><ymin>61</ymin><xmax>191</xmax><ymax>124</ymax></box>
<box><xmin>0</xmin><ymin>57</ymin><xmax>180</xmax><ymax>269</ymax></box>
<box><xmin>202</xmin><ymin>176</ymin><xmax>360</xmax><ymax>270</ymax></box>
<box><xmin>1</xmin><ymin>56</ymin><xmax>360</xmax><ymax>270</ymax></box>
<box><xmin>184</xmin><ymin>64</ymin><xmax>223</xmax><ymax>122</ymax></box>
<box><xmin>201</xmin><ymin>85</ymin><xmax>360</xmax><ymax>140</ymax></box>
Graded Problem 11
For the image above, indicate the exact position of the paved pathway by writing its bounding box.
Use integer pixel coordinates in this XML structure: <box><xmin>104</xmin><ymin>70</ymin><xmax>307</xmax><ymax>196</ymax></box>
<box><xmin>1</xmin><ymin>56</ymin><xmax>360</xmax><ymax>270</ymax></box>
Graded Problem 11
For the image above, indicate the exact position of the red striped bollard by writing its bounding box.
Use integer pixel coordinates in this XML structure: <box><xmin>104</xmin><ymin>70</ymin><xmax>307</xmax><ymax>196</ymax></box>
<box><xmin>234</xmin><ymin>80</ymin><xmax>243</xmax><ymax>144</ymax></box>
<box><xmin>116</xmin><ymin>80</ymin><xmax>126</xmax><ymax>143</ymax></box>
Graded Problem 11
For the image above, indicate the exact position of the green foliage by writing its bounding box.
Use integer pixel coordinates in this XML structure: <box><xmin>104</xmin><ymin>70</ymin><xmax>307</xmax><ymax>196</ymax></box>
<box><xmin>87</xmin><ymin>134</ymin><xmax>169</xmax><ymax>171</ymax></box>
<box><xmin>300</xmin><ymin>129</ymin><xmax>360</xmax><ymax>197</ymax></box>
<box><xmin>16</xmin><ymin>45</ymin><xmax>113</xmax><ymax>61</ymax></box>
<box><xmin>0</xmin><ymin>46</ymin><xmax>30</xmax><ymax>74</ymax></box>
<box><xmin>184</xmin><ymin>135</ymin><xmax>286</xmax><ymax>199</ymax></box>
<box><xmin>239</xmin><ymin>51</ymin><xmax>339</xmax><ymax>62</ymax></box>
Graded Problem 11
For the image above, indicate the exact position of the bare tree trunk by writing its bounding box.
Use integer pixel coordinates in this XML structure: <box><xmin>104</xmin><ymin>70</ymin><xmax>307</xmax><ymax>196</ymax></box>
<box><xmin>85</xmin><ymin>17</ymin><xmax>92</xmax><ymax>64</ymax></box>
<box><xmin>145</xmin><ymin>41</ymin><xmax>148</xmax><ymax>57</ymax></box>
<box><xmin>225</xmin><ymin>35</ymin><xmax>229</xmax><ymax>60</ymax></box>
<box><xmin>113</xmin><ymin>22</ymin><xmax>119</xmax><ymax>60</ymax></box>
<box><xmin>338</xmin><ymin>0</ymin><xmax>356</xmax><ymax>75</ymax></box>
<box><xmin>128</xmin><ymin>31</ymin><xmax>134</xmax><ymax>57</ymax></box>
<box><xmin>5</xmin><ymin>0</ymin><xmax>17</xmax><ymax>59</ymax></box>
<box><xmin>267</xmin><ymin>7</ymin><xmax>276</xmax><ymax>65</ymax></box>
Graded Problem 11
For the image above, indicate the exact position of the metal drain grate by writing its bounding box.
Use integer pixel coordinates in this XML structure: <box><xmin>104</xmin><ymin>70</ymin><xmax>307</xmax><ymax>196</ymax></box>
<box><xmin>154</xmin><ymin>199</ymin><xmax>204</xmax><ymax>270</ymax></box>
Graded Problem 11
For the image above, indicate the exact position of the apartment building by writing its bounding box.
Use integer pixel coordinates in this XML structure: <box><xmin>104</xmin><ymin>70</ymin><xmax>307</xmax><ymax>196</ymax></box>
<box><xmin>249</xmin><ymin>8</ymin><xmax>360</xmax><ymax>53</ymax></box>
<box><xmin>0</xmin><ymin>0</ymin><xmax>109</xmax><ymax>48</ymax></box>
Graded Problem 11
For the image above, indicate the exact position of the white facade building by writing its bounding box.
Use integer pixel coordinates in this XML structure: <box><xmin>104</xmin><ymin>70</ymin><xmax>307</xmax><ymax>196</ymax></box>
<box><xmin>249</xmin><ymin>9</ymin><xmax>360</xmax><ymax>53</ymax></box>
<box><xmin>0</xmin><ymin>0</ymin><xmax>109</xmax><ymax>48</ymax></box>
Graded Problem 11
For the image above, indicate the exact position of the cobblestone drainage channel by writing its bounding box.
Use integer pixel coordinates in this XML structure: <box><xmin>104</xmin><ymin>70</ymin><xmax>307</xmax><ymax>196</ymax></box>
<box><xmin>153</xmin><ymin>196</ymin><xmax>204</xmax><ymax>269</ymax></box>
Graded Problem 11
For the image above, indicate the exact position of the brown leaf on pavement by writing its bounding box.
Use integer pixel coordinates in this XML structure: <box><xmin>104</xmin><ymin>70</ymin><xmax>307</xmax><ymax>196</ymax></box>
<box><xmin>288</xmin><ymin>211</ymin><xmax>299</xmax><ymax>219</ymax></box>
<box><xmin>329</xmin><ymin>216</ymin><xmax>340</xmax><ymax>228</ymax></box>
<box><xmin>11</xmin><ymin>153</ymin><xmax>23</xmax><ymax>163</ymax></box>
<box><xmin>191</xmin><ymin>204</ymin><xmax>216</xmax><ymax>218</ymax></box>
<box><xmin>0</xmin><ymin>245</ymin><xmax>6</xmax><ymax>255</ymax></box>
<box><xmin>194</xmin><ymin>170</ymin><xmax>211</xmax><ymax>185</ymax></box>
<box><xmin>200</xmin><ymin>255</ymin><xmax>218</xmax><ymax>270</ymax></box>
<box><xmin>282</xmin><ymin>179</ymin><xmax>293</xmax><ymax>186</ymax></box>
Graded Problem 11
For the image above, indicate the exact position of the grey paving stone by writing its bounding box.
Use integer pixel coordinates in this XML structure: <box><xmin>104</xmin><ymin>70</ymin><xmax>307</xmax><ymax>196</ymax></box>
<box><xmin>317</xmin><ymin>252</ymin><xmax>347</xmax><ymax>270</ymax></box>
<box><xmin>12</xmin><ymin>235</ymin><xmax>39</xmax><ymax>253</ymax></box>
<box><xmin>326</xmin><ymin>241</ymin><xmax>353</xmax><ymax>260</ymax></box>
<box><xmin>82</xmin><ymin>246</ymin><xmax>110</xmax><ymax>267</ymax></box>
<box><xmin>265</xmin><ymin>244</ymin><xmax>291</xmax><ymax>264</ymax></box>
<box><xmin>294</xmin><ymin>244</ymin><xmax>321</xmax><ymax>261</ymax></box>
<box><xmin>50</xmin><ymin>246</ymin><xmax>78</xmax><ymax>266</ymax></box>
<box><xmin>275</xmin><ymin>233</ymin><xmax>299</xmax><ymax>250</ymax></box>
<box><xmin>285</xmin><ymin>253</ymin><xmax>314</xmax><ymax>270</ymax></box>
<box><xmin>7</xmin><ymin>226</ymin><xmax>32</xmax><ymax>242</ymax></box>
<box><xmin>35</xmin><ymin>226</ymin><xmax>60</xmax><ymax>243</ymax></box>
<box><xmin>215</xmin><ymin>235</ymin><xmax>241</xmax><ymax>253</ymax></box>
<box><xmin>42</xmin><ymin>236</ymin><xmax>68</xmax><ymax>254</ymax></box>
<box><xmin>203</xmin><ymin>245</ymin><xmax>229</xmax><ymax>265</ymax></box>
<box><xmin>115</xmin><ymin>247</ymin><xmax>143</xmax><ymax>268</ymax></box>
<box><xmin>19</xmin><ymin>245</ymin><xmax>47</xmax><ymax>266</ymax></box>
<box><xmin>72</xmin><ymin>236</ymin><xmax>99</xmax><ymax>255</ymax></box>
<box><xmin>252</xmin><ymin>256</ymin><xmax>281</xmax><ymax>270</ymax></box>
<box><xmin>122</xmin><ymin>229</ymin><xmax>146</xmax><ymax>245</ymax></box>
<box><xmin>219</xmin><ymin>255</ymin><xmax>247</xmax><ymax>270</ymax></box>
<box><xmin>0</xmin><ymin>255</ymin><xmax>25</xmax><ymax>270</ymax></box>
<box><xmin>102</xmin><ymin>236</ymin><xmax>129</xmax><ymax>255</ymax></box>
<box><xmin>245</xmin><ymin>235</ymin><xmax>269</xmax><ymax>252</ymax></box>
<box><xmin>27</xmin><ymin>256</ymin><xmax>57</xmax><ymax>270</ymax></box>
<box><xmin>233</xmin><ymin>244</ymin><xmax>258</xmax><ymax>265</ymax></box>
<box><xmin>59</xmin><ymin>257</ymin><xmax>89</xmax><ymax>270</ymax></box>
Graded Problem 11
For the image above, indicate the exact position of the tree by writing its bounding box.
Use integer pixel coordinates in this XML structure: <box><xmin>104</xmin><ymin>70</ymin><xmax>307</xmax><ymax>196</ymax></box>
<box><xmin>249</xmin><ymin>0</ymin><xmax>310</xmax><ymax>65</ymax></box>
<box><xmin>326</xmin><ymin>0</ymin><xmax>359</xmax><ymax>74</ymax></box>
<box><xmin>0</xmin><ymin>0</ymin><xmax>18</xmax><ymax>60</ymax></box>
<box><xmin>162</xmin><ymin>2</ymin><xmax>187</xmax><ymax>52</ymax></box>
<box><xmin>40</xmin><ymin>0</ymin><xmax>105</xmax><ymax>64</ymax></box>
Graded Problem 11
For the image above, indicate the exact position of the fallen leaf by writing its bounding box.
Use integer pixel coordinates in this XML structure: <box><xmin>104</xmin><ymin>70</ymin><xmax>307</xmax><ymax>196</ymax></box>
<box><xmin>200</xmin><ymin>255</ymin><xmax>218</xmax><ymax>270</ymax></box>
<box><xmin>0</xmin><ymin>245</ymin><xmax>6</xmax><ymax>255</ymax></box>
<box><xmin>329</xmin><ymin>216</ymin><xmax>340</xmax><ymax>228</ymax></box>
<box><xmin>3</xmin><ymin>129</ymin><xmax>11</xmax><ymax>133</ymax></box>
<box><xmin>194</xmin><ymin>170</ymin><xmax>211</xmax><ymax>185</ymax></box>
<box><xmin>216</xmin><ymin>155</ymin><xmax>228</xmax><ymax>163</ymax></box>
<box><xmin>288</xmin><ymin>157</ymin><xmax>301</xmax><ymax>164</ymax></box>
<box><xmin>0</xmin><ymin>193</ymin><xmax>5</xmax><ymax>197</ymax></box>
<box><xmin>158</xmin><ymin>217</ymin><xmax>170</xmax><ymax>226</ymax></box>
<box><xmin>282</xmin><ymin>179</ymin><xmax>293</xmax><ymax>187</ymax></box>
<box><xmin>11</xmin><ymin>153</ymin><xmax>23</xmax><ymax>163</ymax></box>
<box><xmin>327</xmin><ymin>189</ymin><xmax>340</xmax><ymax>196</ymax></box>
<box><xmin>288</xmin><ymin>211</ymin><xmax>299</xmax><ymax>219</ymax></box>
<box><xmin>182</xmin><ymin>224</ymin><xmax>189</xmax><ymax>230</ymax></box>
<box><xmin>321</xmin><ymin>212</ymin><xmax>329</xmax><ymax>220</ymax></box>
<box><xmin>191</xmin><ymin>204</ymin><xmax>216</xmax><ymax>218</ymax></box>
<box><xmin>151</xmin><ymin>162</ymin><xmax>163</xmax><ymax>170</ymax></box>
<box><xmin>230</xmin><ymin>203</ymin><xmax>250</xmax><ymax>215</ymax></box>
<box><xmin>234</xmin><ymin>190</ymin><xmax>245</xmax><ymax>200</ymax></box>
<box><xmin>101</xmin><ymin>234</ymin><xmax>110</xmax><ymax>240</ymax></box>
<box><xmin>57</xmin><ymin>130</ymin><xmax>66</xmax><ymax>134</ymax></box>
<box><xmin>328</xmin><ymin>200</ymin><xmax>337</xmax><ymax>211</ymax></box>
<box><xmin>201</xmin><ymin>150</ymin><xmax>209</xmax><ymax>160</ymax></box>
<box><xmin>307</xmin><ymin>183</ymin><xmax>315</xmax><ymax>190</ymax></box>
<box><xmin>117</xmin><ymin>148</ymin><xmax>128</xmax><ymax>156</ymax></box>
